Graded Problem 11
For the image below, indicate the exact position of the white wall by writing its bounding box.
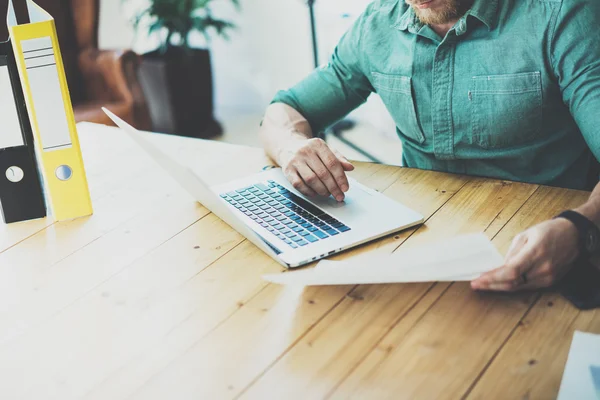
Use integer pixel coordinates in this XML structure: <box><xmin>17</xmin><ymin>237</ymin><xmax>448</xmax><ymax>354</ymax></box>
<box><xmin>99</xmin><ymin>0</ymin><xmax>395</xmax><ymax>135</ymax></box>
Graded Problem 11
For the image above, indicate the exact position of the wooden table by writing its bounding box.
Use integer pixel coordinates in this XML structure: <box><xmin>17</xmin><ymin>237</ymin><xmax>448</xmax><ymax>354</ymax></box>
<box><xmin>1</xmin><ymin>123</ymin><xmax>598</xmax><ymax>400</ymax></box>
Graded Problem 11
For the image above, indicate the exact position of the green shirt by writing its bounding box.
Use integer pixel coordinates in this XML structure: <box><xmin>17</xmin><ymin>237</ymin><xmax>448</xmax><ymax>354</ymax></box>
<box><xmin>272</xmin><ymin>0</ymin><xmax>600</xmax><ymax>190</ymax></box>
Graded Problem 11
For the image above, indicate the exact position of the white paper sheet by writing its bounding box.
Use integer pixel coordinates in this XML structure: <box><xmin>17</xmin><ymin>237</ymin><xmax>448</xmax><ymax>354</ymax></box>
<box><xmin>557</xmin><ymin>331</ymin><xmax>600</xmax><ymax>400</ymax></box>
<box><xmin>263</xmin><ymin>233</ymin><xmax>504</xmax><ymax>286</ymax></box>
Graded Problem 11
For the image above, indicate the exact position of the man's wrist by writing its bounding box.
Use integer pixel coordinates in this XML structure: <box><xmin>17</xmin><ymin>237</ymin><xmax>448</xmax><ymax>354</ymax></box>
<box><xmin>555</xmin><ymin>210</ymin><xmax>600</xmax><ymax>260</ymax></box>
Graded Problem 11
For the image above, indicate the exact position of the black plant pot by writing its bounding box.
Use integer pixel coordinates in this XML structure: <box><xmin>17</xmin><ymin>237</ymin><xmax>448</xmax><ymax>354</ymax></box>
<box><xmin>137</xmin><ymin>47</ymin><xmax>222</xmax><ymax>139</ymax></box>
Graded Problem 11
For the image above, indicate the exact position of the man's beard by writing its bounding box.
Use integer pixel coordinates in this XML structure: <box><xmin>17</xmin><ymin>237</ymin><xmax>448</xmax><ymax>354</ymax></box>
<box><xmin>407</xmin><ymin>0</ymin><xmax>472</xmax><ymax>25</ymax></box>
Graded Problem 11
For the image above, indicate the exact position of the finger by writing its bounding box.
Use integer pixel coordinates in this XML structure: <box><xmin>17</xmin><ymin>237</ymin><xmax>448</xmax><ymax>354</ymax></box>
<box><xmin>472</xmin><ymin>236</ymin><xmax>530</xmax><ymax>287</ymax></box>
<box><xmin>505</xmin><ymin>233</ymin><xmax>528</xmax><ymax>262</ymax></box>
<box><xmin>483</xmin><ymin>241</ymin><xmax>538</xmax><ymax>284</ymax></box>
<box><xmin>286</xmin><ymin>168</ymin><xmax>318</xmax><ymax>197</ymax></box>
<box><xmin>309</xmin><ymin>154</ymin><xmax>346</xmax><ymax>202</ymax></box>
<box><xmin>333</xmin><ymin>149</ymin><xmax>355</xmax><ymax>172</ymax></box>
<box><xmin>294</xmin><ymin>163</ymin><xmax>329</xmax><ymax>197</ymax></box>
<box><xmin>473</xmin><ymin>281</ymin><xmax>520</xmax><ymax>292</ymax></box>
<box><xmin>316</xmin><ymin>147</ymin><xmax>350</xmax><ymax>195</ymax></box>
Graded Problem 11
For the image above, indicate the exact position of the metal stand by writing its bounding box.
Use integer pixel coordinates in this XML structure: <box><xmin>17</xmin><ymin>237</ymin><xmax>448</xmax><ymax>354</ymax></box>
<box><xmin>306</xmin><ymin>0</ymin><xmax>382</xmax><ymax>163</ymax></box>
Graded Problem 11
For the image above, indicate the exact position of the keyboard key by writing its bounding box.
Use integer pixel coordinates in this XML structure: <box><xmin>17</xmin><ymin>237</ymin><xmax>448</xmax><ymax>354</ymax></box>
<box><xmin>247</xmin><ymin>206</ymin><xmax>259</xmax><ymax>212</ymax></box>
<box><xmin>227</xmin><ymin>191</ymin><xmax>238</xmax><ymax>197</ymax></box>
<box><xmin>300</xmin><ymin>231</ymin><xmax>311</xmax><ymax>237</ymax></box>
<box><xmin>301</xmin><ymin>223</ymin><xmax>312</xmax><ymax>228</ymax></box>
<box><xmin>260</xmin><ymin>222</ymin><xmax>269</xmax><ymax>228</ymax></box>
<box><xmin>236</xmin><ymin>186</ymin><xmax>253</xmax><ymax>193</ymax></box>
<box><xmin>289</xmin><ymin>242</ymin><xmax>298</xmax><ymax>249</ymax></box>
<box><xmin>256</xmin><ymin>183</ymin><xmax>269</xmax><ymax>191</ymax></box>
<box><xmin>256</xmin><ymin>212</ymin><xmax>267</xmax><ymax>218</ymax></box>
<box><xmin>284</xmin><ymin>211</ymin><xmax>295</xmax><ymax>217</ymax></box>
<box><xmin>275</xmin><ymin>215</ymin><xmax>286</xmax><ymax>221</ymax></box>
<box><xmin>325</xmin><ymin>229</ymin><xmax>339</xmax><ymax>236</ymax></box>
<box><xmin>285</xmin><ymin>232</ymin><xmax>297</xmax><ymax>238</ymax></box>
<box><xmin>263</xmin><ymin>217</ymin><xmax>274</xmax><ymax>223</ymax></box>
<box><xmin>284</xmin><ymin>239</ymin><xmax>293</xmax><ymax>245</ymax></box>
<box><xmin>297</xmin><ymin>239</ymin><xmax>309</xmax><ymax>246</ymax></box>
<box><xmin>268</xmin><ymin>209</ymin><xmax>280</xmax><ymax>215</ymax></box>
<box><xmin>243</xmin><ymin>211</ymin><xmax>252</xmax><ymax>216</ymax></box>
<box><xmin>219</xmin><ymin>194</ymin><xmax>228</xmax><ymax>198</ymax></box>
<box><xmin>338</xmin><ymin>226</ymin><xmax>351</xmax><ymax>232</ymax></box>
<box><xmin>297</xmin><ymin>219</ymin><xmax>308</xmax><ymax>225</ymax></box>
<box><xmin>308</xmin><ymin>227</ymin><xmax>319</xmax><ymax>232</ymax></box>
<box><xmin>314</xmin><ymin>230</ymin><xmax>329</xmax><ymax>239</ymax></box>
<box><xmin>273</xmin><ymin>223</ymin><xmax>283</xmax><ymax>229</ymax></box>
<box><xmin>266</xmin><ymin>227</ymin><xmax>275</xmax><ymax>232</ymax></box>
<box><xmin>283</xmin><ymin>220</ymin><xmax>295</xmax><ymax>226</ymax></box>
<box><xmin>290</xmin><ymin>215</ymin><xmax>302</xmax><ymax>221</ymax></box>
<box><xmin>292</xmin><ymin>226</ymin><xmax>304</xmax><ymax>233</ymax></box>
<box><xmin>305</xmin><ymin>235</ymin><xmax>318</xmax><ymax>243</ymax></box>
<box><xmin>292</xmin><ymin>236</ymin><xmax>304</xmax><ymax>242</ymax></box>
<box><xmin>280</xmin><ymin>228</ymin><xmax>291</xmax><ymax>234</ymax></box>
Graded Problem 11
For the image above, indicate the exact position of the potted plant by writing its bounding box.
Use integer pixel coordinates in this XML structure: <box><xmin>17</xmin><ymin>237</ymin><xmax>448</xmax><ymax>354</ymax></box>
<box><xmin>127</xmin><ymin>0</ymin><xmax>240</xmax><ymax>138</ymax></box>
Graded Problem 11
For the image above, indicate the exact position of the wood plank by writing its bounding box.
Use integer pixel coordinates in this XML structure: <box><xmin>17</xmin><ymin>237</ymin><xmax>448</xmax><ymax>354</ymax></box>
<box><xmin>238</xmin><ymin>179</ymin><xmax>536</xmax><ymax>400</ymax></box>
<box><xmin>466</xmin><ymin>292</ymin><xmax>600</xmax><ymax>399</ymax></box>
<box><xmin>0</xmin><ymin>122</ymin><xmax>270</xmax><ymax>252</ymax></box>
<box><xmin>79</xmin><ymin>168</ymin><xmax>467</xmax><ymax>400</ymax></box>
<box><xmin>121</xmin><ymin>177</ymin><xmax>531</xmax><ymax>399</ymax></box>
<box><xmin>0</xmin><ymin>213</ymin><xmax>247</xmax><ymax>399</ymax></box>
<box><xmin>329</xmin><ymin>185</ymin><xmax>589</xmax><ymax>400</ymax></box>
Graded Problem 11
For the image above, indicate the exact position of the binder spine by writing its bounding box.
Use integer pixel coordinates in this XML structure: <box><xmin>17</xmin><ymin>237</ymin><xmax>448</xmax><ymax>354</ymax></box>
<box><xmin>0</xmin><ymin>41</ymin><xmax>46</xmax><ymax>224</ymax></box>
<box><xmin>9</xmin><ymin>10</ymin><xmax>93</xmax><ymax>221</ymax></box>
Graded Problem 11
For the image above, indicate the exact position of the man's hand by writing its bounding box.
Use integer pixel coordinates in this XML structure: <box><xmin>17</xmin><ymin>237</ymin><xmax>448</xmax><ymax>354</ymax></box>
<box><xmin>471</xmin><ymin>218</ymin><xmax>580</xmax><ymax>291</ymax></box>
<box><xmin>278</xmin><ymin>137</ymin><xmax>354</xmax><ymax>202</ymax></box>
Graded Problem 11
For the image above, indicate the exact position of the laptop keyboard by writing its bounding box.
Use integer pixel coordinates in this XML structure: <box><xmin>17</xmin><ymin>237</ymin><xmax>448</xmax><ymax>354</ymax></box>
<box><xmin>220</xmin><ymin>180</ymin><xmax>351</xmax><ymax>249</ymax></box>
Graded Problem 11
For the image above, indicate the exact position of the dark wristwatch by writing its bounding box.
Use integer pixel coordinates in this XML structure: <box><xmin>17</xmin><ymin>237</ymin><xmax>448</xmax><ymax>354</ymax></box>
<box><xmin>554</xmin><ymin>210</ymin><xmax>600</xmax><ymax>259</ymax></box>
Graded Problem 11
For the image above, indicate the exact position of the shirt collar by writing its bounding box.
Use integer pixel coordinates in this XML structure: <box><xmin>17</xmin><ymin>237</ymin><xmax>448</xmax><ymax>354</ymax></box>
<box><xmin>394</xmin><ymin>0</ymin><xmax>499</xmax><ymax>33</ymax></box>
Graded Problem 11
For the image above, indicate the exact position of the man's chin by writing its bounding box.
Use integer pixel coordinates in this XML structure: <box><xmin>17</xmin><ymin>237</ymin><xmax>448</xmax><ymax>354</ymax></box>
<box><xmin>413</xmin><ymin>8</ymin><xmax>457</xmax><ymax>25</ymax></box>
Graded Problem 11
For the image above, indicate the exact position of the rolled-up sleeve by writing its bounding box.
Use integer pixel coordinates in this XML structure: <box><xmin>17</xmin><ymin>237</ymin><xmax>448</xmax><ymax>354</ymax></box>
<box><xmin>552</xmin><ymin>0</ymin><xmax>600</xmax><ymax>161</ymax></box>
<box><xmin>271</xmin><ymin>5</ymin><xmax>376</xmax><ymax>134</ymax></box>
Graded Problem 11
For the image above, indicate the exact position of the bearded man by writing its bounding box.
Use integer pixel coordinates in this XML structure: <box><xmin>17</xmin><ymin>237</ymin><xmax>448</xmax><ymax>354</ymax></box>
<box><xmin>258</xmin><ymin>0</ymin><xmax>600</xmax><ymax>292</ymax></box>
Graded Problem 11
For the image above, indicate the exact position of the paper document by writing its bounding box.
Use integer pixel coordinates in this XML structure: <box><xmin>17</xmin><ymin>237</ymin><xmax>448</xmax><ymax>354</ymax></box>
<box><xmin>263</xmin><ymin>233</ymin><xmax>504</xmax><ymax>286</ymax></box>
<box><xmin>558</xmin><ymin>331</ymin><xmax>600</xmax><ymax>400</ymax></box>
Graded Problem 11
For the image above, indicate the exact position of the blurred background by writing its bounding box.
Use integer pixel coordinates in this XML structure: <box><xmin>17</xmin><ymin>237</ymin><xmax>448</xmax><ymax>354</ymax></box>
<box><xmin>0</xmin><ymin>0</ymin><xmax>403</xmax><ymax>165</ymax></box>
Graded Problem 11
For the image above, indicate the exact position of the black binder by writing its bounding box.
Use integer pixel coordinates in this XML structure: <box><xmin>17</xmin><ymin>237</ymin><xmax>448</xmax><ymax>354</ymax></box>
<box><xmin>0</xmin><ymin>40</ymin><xmax>46</xmax><ymax>223</ymax></box>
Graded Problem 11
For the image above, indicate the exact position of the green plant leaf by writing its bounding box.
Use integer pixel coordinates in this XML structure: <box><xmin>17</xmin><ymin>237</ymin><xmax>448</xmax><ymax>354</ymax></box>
<box><xmin>124</xmin><ymin>0</ymin><xmax>240</xmax><ymax>50</ymax></box>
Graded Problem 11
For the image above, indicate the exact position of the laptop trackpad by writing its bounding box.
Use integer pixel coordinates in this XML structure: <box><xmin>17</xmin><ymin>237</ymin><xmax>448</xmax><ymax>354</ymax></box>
<box><xmin>308</xmin><ymin>184</ymin><xmax>375</xmax><ymax>219</ymax></box>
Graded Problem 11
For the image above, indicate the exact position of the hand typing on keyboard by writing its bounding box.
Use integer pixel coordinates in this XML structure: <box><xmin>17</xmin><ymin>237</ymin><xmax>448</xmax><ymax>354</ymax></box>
<box><xmin>277</xmin><ymin>138</ymin><xmax>354</xmax><ymax>202</ymax></box>
<box><xmin>220</xmin><ymin>181</ymin><xmax>352</xmax><ymax>249</ymax></box>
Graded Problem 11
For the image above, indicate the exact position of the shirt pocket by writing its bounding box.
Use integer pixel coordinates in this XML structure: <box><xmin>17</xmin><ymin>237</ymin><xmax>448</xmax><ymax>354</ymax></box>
<box><xmin>371</xmin><ymin>72</ymin><xmax>425</xmax><ymax>144</ymax></box>
<box><xmin>469</xmin><ymin>72</ymin><xmax>543</xmax><ymax>149</ymax></box>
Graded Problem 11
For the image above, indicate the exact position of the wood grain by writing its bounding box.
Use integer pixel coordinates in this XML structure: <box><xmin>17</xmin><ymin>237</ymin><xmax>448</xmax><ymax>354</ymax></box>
<box><xmin>239</xmin><ymin>179</ymin><xmax>537</xmax><ymax>400</ymax></box>
<box><xmin>330</xmin><ymin>186</ymin><xmax>592</xmax><ymax>400</ymax></box>
<box><xmin>0</xmin><ymin>123</ymin><xmax>595</xmax><ymax>400</ymax></box>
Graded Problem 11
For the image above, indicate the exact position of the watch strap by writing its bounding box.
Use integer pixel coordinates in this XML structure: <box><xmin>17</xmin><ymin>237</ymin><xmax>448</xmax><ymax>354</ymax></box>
<box><xmin>554</xmin><ymin>210</ymin><xmax>600</xmax><ymax>257</ymax></box>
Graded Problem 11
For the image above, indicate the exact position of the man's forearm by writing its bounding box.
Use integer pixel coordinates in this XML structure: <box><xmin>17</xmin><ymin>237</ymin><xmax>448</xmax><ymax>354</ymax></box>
<box><xmin>259</xmin><ymin>103</ymin><xmax>314</xmax><ymax>167</ymax></box>
<box><xmin>575</xmin><ymin>181</ymin><xmax>600</xmax><ymax>226</ymax></box>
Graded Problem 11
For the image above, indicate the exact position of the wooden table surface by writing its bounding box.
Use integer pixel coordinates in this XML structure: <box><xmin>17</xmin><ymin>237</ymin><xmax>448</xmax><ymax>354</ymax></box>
<box><xmin>1</xmin><ymin>122</ymin><xmax>598</xmax><ymax>400</ymax></box>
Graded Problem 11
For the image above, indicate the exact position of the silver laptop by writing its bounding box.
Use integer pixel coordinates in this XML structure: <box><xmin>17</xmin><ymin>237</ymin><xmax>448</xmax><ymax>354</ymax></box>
<box><xmin>103</xmin><ymin>108</ymin><xmax>424</xmax><ymax>268</ymax></box>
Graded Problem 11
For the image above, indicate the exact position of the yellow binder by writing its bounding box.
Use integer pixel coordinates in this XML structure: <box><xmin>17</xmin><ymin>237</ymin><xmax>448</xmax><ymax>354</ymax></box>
<box><xmin>7</xmin><ymin>0</ymin><xmax>92</xmax><ymax>221</ymax></box>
